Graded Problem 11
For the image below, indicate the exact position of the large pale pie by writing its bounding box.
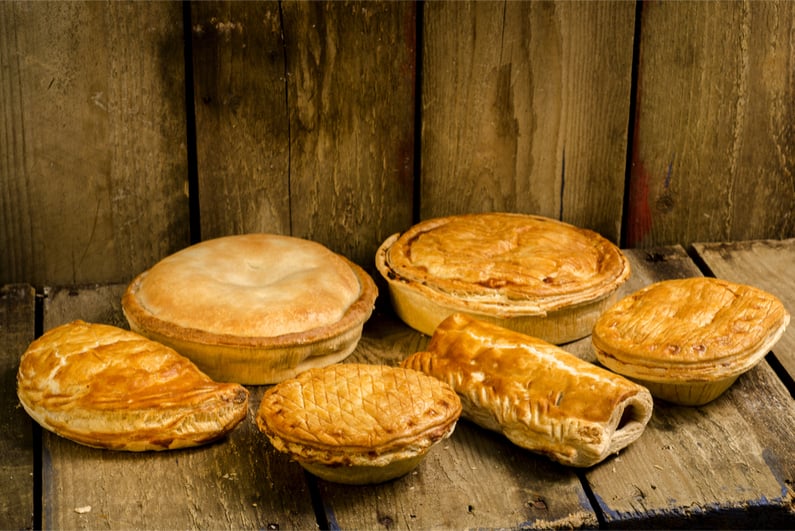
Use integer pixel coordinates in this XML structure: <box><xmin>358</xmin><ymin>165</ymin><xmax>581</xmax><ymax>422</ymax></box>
<box><xmin>17</xmin><ymin>320</ymin><xmax>249</xmax><ymax>451</ymax></box>
<box><xmin>122</xmin><ymin>234</ymin><xmax>378</xmax><ymax>384</ymax></box>
<box><xmin>256</xmin><ymin>363</ymin><xmax>462</xmax><ymax>484</ymax></box>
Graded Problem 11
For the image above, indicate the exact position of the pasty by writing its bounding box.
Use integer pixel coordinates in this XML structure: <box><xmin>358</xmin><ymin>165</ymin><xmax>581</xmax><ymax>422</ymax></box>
<box><xmin>17</xmin><ymin>320</ymin><xmax>249</xmax><ymax>451</ymax></box>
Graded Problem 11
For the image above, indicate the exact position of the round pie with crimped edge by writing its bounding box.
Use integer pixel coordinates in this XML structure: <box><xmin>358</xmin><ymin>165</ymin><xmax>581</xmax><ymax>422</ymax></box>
<box><xmin>122</xmin><ymin>234</ymin><xmax>378</xmax><ymax>385</ymax></box>
<box><xmin>592</xmin><ymin>277</ymin><xmax>790</xmax><ymax>405</ymax></box>
<box><xmin>376</xmin><ymin>212</ymin><xmax>630</xmax><ymax>343</ymax></box>
<box><xmin>255</xmin><ymin>363</ymin><xmax>462</xmax><ymax>484</ymax></box>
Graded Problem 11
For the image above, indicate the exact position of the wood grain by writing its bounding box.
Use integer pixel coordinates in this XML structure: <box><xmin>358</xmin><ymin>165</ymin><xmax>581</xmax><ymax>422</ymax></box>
<box><xmin>420</xmin><ymin>1</ymin><xmax>635</xmax><ymax>242</ymax></box>
<box><xmin>0</xmin><ymin>1</ymin><xmax>190</xmax><ymax>287</ymax></box>
<box><xmin>0</xmin><ymin>284</ymin><xmax>35</xmax><ymax>530</ymax></box>
<box><xmin>281</xmin><ymin>0</ymin><xmax>416</xmax><ymax>271</ymax></box>
<box><xmin>190</xmin><ymin>1</ymin><xmax>292</xmax><ymax>239</ymax></box>
<box><xmin>692</xmin><ymin>238</ymin><xmax>795</xmax><ymax>385</ymax></box>
<box><xmin>627</xmin><ymin>1</ymin><xmax>795</xmax><ymax>248</ymax></box>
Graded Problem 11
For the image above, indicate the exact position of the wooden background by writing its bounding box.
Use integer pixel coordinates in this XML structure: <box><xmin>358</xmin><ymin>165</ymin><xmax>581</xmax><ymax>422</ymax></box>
<box><xmin>2</xmin><ymin>0</ymin><xmax>794</xmax><ymax>289</ymax></box>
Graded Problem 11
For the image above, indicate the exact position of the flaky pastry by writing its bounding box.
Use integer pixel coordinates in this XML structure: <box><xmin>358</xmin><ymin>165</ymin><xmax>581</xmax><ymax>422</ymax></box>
<box><xmin>401</xmin><ymin>313</ymin><xmax>653</xmax><ymax>467</ymax></box>
<box><xmin>376</xmin><ymin>213</ymin><xmax>630</xmax><ymax>343</ymax></box>
<box><xmin>17</xmin><ymin>320</ymin><xmax>248</xmax><ymax>451</ymax></box>
<box><xmin>256</xmin><ymin>363</ymin><xmax>461</xmax><ymax>484</ymax></box>
<box><xmin>122</xmin><ymin>234</ymin><xmax>378</xmax><ymax>384</ymax></box>
<box><xmin>592</xmin><ymin>277</ymin><xmax>790</xmax><ymax>405</ymax></box>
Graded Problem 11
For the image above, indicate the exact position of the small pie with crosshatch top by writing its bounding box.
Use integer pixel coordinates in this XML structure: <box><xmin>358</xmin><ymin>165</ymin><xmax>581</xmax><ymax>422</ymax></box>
<box><xmin>122</xmin><ymin>233</ymin><xmax>378</xmax><ymax>385</ymax></box>
<box><xmin>592</xmin><ymin>277</ymin><xmax>790</xmax><ymax>405</ymax></box>
<box><xmin>255</xmin><ymin>363</ymin><xmax>462</xmax><ymax>484</ymax></box>
<box><xmin>375</xmin><ymin>212</ymin><xmax>630</xmax><ymax>343</ymax></box>
<box><xmin>16</xmin><ymin>320</ymin><xmax>249</xmax><ymax>451</ymax></box>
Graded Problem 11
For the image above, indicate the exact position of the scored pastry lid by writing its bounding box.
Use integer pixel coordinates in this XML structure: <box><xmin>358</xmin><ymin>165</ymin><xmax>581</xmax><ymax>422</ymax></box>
<box><xmin>122</xmin><ymin>234</ymin><xmax>378</xmax><ymax>348</ymax></box>
<box><xmin>256</xmin><ymin>363</ymin><xmax>461</xmax><ymax>469</ymax></box>
<box><xmin>592</xmin><ymin>277</ymin><xmax>790</xmax><ymax>382</ymax></box>
<box><xmin>377</xmin><ymin>213</ymin><xmax>630</xmax><ymax>317</ymax></box>
<box><xmin>16</xmin><ymin>320</ymin><xmax>249</xmax><ymax>451</ymax></box>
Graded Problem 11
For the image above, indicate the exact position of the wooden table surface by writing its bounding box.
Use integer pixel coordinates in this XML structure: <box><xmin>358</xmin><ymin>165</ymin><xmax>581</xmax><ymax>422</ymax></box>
<box><xmin>2</xmin><ymin>240</ymin><xmax>794</xmax><ymax>530</ymax></box>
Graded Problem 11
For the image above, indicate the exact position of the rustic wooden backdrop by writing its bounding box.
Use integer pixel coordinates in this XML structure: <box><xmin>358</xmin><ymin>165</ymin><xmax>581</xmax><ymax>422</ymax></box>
<box><xmin>2</xmin><ymin>0</ymin><xmax>794</xmax><ymax>289</ymax></box>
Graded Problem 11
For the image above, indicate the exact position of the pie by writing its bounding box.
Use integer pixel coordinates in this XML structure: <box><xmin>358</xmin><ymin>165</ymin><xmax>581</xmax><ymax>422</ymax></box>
<box><xmin>376</xmin><ymin>212</ymin><xmax>630</xmax><ymax>343</ymax></box>
<box><xmin>592</xmin><ymin>276</ymin><xmax>790</xmax><ymax>405</ymax></box>
<box><xmin>16</xmin><ymin>320</ymin><xmax>249</xmax><ymax>451</ymax></box>
<box><xmin>256</xmin><ymin>363</ymin><xmax>461</xmax><ymax>484</ymax></box>
<box><xmin>122</xmin><ymin>234</ymin><xmax>378</xmax><ymax>384</ymax></box>
<box><xmin>401</xmin><ymin>313</ymin><xmax>653</xmax><ymax>467</ymax></box>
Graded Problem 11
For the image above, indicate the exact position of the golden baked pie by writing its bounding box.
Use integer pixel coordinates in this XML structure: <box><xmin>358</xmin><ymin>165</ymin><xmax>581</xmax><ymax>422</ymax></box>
<box><xmin>401</xmin><ymin>313</ymin><xmax>653</xmax><ymax>467</ymax></box>
<box><xmin>592</xmin><ymin>277</ymin><xmax>790</xmax><ymax>406</ymax></box>
<box><xmin>376</xmin><ymin>212</ymin><xmax>630</xmax><ymax>343</ymax></box>
<box><xmin>256</xmin><ymin>363</ymin><xmax>461</xmax><ymax>484</ymax></box>
<box><xmin>17</xmin><ymin>320</ymin><xmax>249</xmax><ymax>451</ymax></box>
<box><xmin>122</xmin><ymin>234</ymin><xmax>378</xmax><ymax>384</ymax></box>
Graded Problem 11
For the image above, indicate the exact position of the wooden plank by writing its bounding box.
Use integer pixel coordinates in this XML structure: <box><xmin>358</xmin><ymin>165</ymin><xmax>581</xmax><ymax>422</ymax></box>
<box><xmin>0</xmin><ymin>284</ymin><xmax>36</xmax><ymax>530</ymax></box>
<box><xmin>39</xmin><ymin>285</ymin><xmax>318</xmax><ymax>530</ymax></box>
<box><xmin>577</xmin><ymin>248</ymin><xmax>795</xmax><ymax>528</ymax></box>
<box><xmin>314</xmin><ymin>314</ymin><xmax>598</xmax><ymax>530</ymax></box>
<box><xmin>0</xmin><ymin>1</ymin><xmax>191</xmax><ymax>287</ymax></box>
<box><xmin>692</xmin><ymin>238</ymin><xmax>795</xmax><ymax>382</ymax></box>
<box><xmin>190</xmin><ymin>1</ymin><xmax>292</xmax><ymax>239</ymax></box>
<box><xmin>626</xmin><ymin>1</ymin><xmax>795</xmax><ymax>249</ymax></box>
<box><xmin>420</xmin><ymin>0</ymin><xmax>635</xmax><ymax>242</ymax></box>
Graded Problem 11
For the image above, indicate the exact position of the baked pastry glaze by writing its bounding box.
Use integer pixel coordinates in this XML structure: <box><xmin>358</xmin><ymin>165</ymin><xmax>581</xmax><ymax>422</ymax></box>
<box><xmin>256</xmin><ymin>363</ymin><xmax>461</xmax><ymax>484</ymax></box>
<box><xmin>376</xmin><ymin>213</ymin><xmax>630</xmax><ymax>343</ymax></box>
<box><xmin>122</xmin><ymin>234</ymin><xmax>378</xmax><ymax>384</ymax></box>
<box><xmin>592</xmin><ymin>277</ymin><xmax>790</xmax><ymax>405</ymax></box>
<box><xmin>17</xmin><ymin>320</ymin><xmax>249</xmax><ymax>451</ymax></box>
<box><xmin>401</xmin><ymin>313</ymin><xmax>652</xmax><ymax>467</ymax></box>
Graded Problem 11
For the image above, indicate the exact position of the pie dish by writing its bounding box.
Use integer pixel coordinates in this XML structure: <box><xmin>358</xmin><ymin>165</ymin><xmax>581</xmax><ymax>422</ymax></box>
<box><xmin>122</xmin><ymin>234</ymin><xmax>378</xmax><ymax>384</ymax></box>
<box><xmin>17</xmin><ymin>320</ymin><xmax>249</xmax><ymax>451</ymax></box>
<box><xmin>592</xmin><ymin>277</ymin><xmax>790</xmax><ymax>406</ymax></box>
<box><xmin>402</xmin><ymin>313</ymin><xmax>653</xmax><ymax>467</ymax></box>
<box><xmin>375</xmin><ymin>212</ymin><xmax>630</xmax><ymax>343</ymax></box>
<box><xmin>255</xmin><ymin>363</ymin><xmax>461</xmax><ymax>484</ymax></box>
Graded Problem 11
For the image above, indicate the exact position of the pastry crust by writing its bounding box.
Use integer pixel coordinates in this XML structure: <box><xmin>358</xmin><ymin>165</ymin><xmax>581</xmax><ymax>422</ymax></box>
<box><xmin>592</xmin><ymin>277</ymin><xmax>790</xmax><ymax>405</ymax></box>
<box><xmin>256</xmin><ymin>363</ymin><xmax>461</xmax><ymax>484</ymax></box>
<box><xmin>17</xmin><ymin>320</ymin><xmax>249</xmax><ymax>451</ymax></box>
<box><xmin>401</xmin><ymin>313</ymin><xmax>653</xmax><ymax>467</ymax></box>
<box><xmin>376</xmin><ymin>213</ymin><xmax>630</xmax><ymax>342</ymax></box>
<box><xmin>122</xmin><ymin>234</ymin><xmax>378</xmax><ymax>384</ymax></box>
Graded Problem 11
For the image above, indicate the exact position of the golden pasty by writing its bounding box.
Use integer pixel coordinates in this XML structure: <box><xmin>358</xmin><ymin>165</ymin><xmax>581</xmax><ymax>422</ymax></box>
<box><xmin>592</xmin><ymin>277</ymin><xmax>790</xmax><ymax>405</ymax></box>
<box><xmin>122</xmin><ymin>234</ymin><xmax>378</xmax><ymax>384</ymax></box>
<box><xmin>401</xmin><ymin>313</ymin><xmax>653</xmax><ymax>467</ymax></box>
<box><xmin>17</xmin><ymin>320</ymin><xmax>249</xmax><ymax>451</ymax></box>
<box><xmin>256</xmin><ymin>363</ymin><xmax>461</xmax><ymax>484</ymax></box>
<box><xmin>376</xmin><ymin>213</ymin><xmax>630</xmax><ymax>343</ymax></box>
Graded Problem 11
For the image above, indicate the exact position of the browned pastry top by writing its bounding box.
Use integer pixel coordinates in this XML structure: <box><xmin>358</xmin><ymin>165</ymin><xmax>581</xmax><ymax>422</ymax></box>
<box><xmin>17</xmin><ymin>320</ymin><xmax>248</xmax><ymax>451</ymax></box>
<box><xmin>383</xmin><ymin>213</ymin><xmax>630</xmax><ymax>314</ymax></box>
<box><xmin>404</xmin><ymin>313</ymin><xmax>647</xmax><ymax>426</ymax></box>
<box><xmin>256</xmin><ymin>363</ymin><xmax>461</xmax><ymax>466</ymax></box>
<box><xmin>122</xmin><ymin>234</ymin><xmax>377</xmax><ymax>347</ymax></box>
<box><xmin>592</xmin><ymin>277</ymin><xmax>790</xmax><ymax>379</ymax></box>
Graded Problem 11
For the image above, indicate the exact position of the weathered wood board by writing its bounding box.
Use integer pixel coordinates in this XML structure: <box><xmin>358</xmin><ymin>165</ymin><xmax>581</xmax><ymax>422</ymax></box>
<box><xmin>420</xmin><ymin>1</ymin><xmax>635</xmax><ymax>242</ymax></box>
<box><xmin>693</xmin><ymin>238</ymin><xmax>795</xmax><ymax>382</ymax></box>
<box><xmin>0</xmin><ymin>1</ymin><xmax>191</xmax><ymax>287</ymax></box>
<box><xmin>0</xmin><ymin>284</ymin><xmax>35</xmax><ymax>531</ymax></box>
<box><xmin>626</xmin><ymin>1</ymin><xmax>795</xmax><ymax>248</ymax></box>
